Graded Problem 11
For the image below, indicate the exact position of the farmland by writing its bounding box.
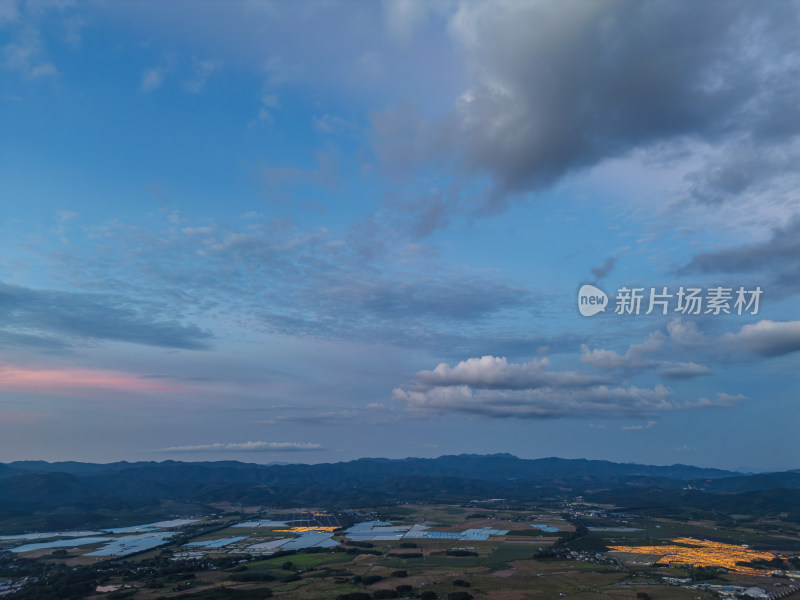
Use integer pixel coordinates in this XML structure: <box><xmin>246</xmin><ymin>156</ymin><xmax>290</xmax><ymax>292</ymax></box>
<box><xmin>1</xmin><ymin>501</ymin><xmax>798</xmax><ymax>600</ymax></box>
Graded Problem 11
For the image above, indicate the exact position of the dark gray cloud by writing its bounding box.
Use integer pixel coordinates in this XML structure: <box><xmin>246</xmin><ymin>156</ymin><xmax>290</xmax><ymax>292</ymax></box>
<box><xmin>677</xmin><ymin>215</ymin><xmax>800</xmax><ymax>298</ymax></box>
<box><xmin>0</xmin><ymin>282</ymin><xmax>212</xmax><ymax>350</ymax></box>
<box><xmin>255</xmin><ymin>148</ymin><xmax>339</xmax><ymax>202</ymax></box>
<box><xmin>686</xmin><ymin>142</ymin><xmax>800</xmax><ymax>205</ymax></box>
<box><xmin>375</xmin><ymin>1</ymin><xmax>800</xmax><ymax>215</ymax></box>
<box><xmin>657</xmin><ymin>362</ymin><xmax>713</xmax><ymax>380</ymax></box>
<box><xmin>0</xmin><ymin>329</ymin><xmax>71</xmax><ymax>351</ymax></box>
<box><xmin>385</xmin><ymin>190</ymin><xmax>455</xmax><ymax>238</ymax></box>
<box><xmin>457</xmin><ymin>1</ymin><xmax>800</xmax><ymax>205</ymax></box>
<box><xmin>350</xmin><ymin>277</ymin><xmax>528</xmax><ymax>321</ymax></box>
<box><xmin>591</xmin><ymin>257</ymin><xmax>618</xmax><ymax>282</ymax></box>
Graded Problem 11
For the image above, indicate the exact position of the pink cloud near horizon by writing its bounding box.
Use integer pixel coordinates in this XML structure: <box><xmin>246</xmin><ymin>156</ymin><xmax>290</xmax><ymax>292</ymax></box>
<box><xmin>0</xmin><ymin>366</ymin><xmax>190</xmax><ymax>395</ymax></box>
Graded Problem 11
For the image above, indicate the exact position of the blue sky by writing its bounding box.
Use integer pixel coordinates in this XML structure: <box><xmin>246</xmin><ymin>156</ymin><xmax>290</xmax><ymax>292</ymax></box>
<box><xmin>1</xmin><ymin>0</ymin><xmax>799</xmax><ymax>471</ymax></box>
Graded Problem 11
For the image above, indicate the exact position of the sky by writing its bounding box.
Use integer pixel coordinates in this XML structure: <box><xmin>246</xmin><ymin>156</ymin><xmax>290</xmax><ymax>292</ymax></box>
<box><xmin>1</xmin><ymin>0</ymin><xmax>799</xmax><ymax>472</ymax></box>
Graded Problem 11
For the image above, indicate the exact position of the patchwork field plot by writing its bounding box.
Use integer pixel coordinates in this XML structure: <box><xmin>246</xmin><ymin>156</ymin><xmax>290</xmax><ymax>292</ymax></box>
<box><xmin>607</xmin><ymin>537</ymin><xmax>777</xmax><ymax>576</ymax></box>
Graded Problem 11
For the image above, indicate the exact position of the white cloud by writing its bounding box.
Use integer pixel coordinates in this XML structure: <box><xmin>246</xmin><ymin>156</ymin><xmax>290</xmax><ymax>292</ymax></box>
<box><xmin>666</xmin><ymin>319</ymin><xmax>706</xmax><ymax>347</ymax></box>
<box><xmin>724</xmin><ymin>320</ymin><xmax>800</xmax><ymax>357</ymax></box>
<box><xmin>28</xmin><ymin>61</ymin><xmax>56</xmax><ymax>77</ymax></box>
<box><xmin>185</xmin><ymin>57</ymin><xmax>221</xmax><ymax>93</ymax></box>
<box><xmin>2</xmin><ymin>36</ymin><xmax>58</xmax><ymax>79</ymax></box>
<box><xmin>141</xmin><ymin>65</ymin><xmax>166</xmax><ymax>92</ymax></box>
<box><xmin>580</xmin><ymin>345</ymin><xmax>629</xmax><ymax>370</ymax></box>
<box><xmin>580</xmin><ymin>333</ymin><xmax>663</xmax><ymax>372</ymax></box>
<box><xmin>582</xmin><ymin>332</ymin><xmax>712</xmax><ymax>380</ymax></box>
<box><xmin>253</xmin><ymin>93</ymin><xmax>281</xmax><ymax>125</ymax></box>
<box><xmin>158</xmin><ymin>441</ymin><xmax>323</xmax><ymax>452</ymax></box>
<box><xmin>393</xmin><ymin>379</ymin><xmax>675</xmax><ymax>419</ymax></box>
<box><xmin>383</xmin><ymin>0</ymin><xmax>433</xmax><ymax>41</ymax></box>
<box><xmin>393</xmin><ymin>352</ymin><xmax>744</xmax><ymax>420</ymax></box>
<box><xmin>414</xmin><ymin>355</ymin><xmax>605</xmax><ymax>389</ymax></box>
<box><xmin>687</xmin><ymin>393</ymin><xmax>746</xmax><ymax>409</ymax></box>
<box><xmin>621</xmin><ymin>420</ymin><xmax>657</xmax><ymax>431</ymax></box>
<box><xmin>312</xmin><ymin>113</ymin><xmax>358</xmax><ymax>135</ymax></box>
<box><xmin>0</xmin><ymin>0</ymin><xmax>20</xmax><ymax>25</ymax></box>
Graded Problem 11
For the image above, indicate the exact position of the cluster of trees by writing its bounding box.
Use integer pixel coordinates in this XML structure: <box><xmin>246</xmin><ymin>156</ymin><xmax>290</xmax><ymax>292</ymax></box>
<box><xmin>336</xmin><ymin>590</ymin><xmax>473</xmax><ymax>600</ymax></box>
<box><xmin>334</xmin><ymin>570</ymin><xmax>475</xmax><ymax>600</ymax></box>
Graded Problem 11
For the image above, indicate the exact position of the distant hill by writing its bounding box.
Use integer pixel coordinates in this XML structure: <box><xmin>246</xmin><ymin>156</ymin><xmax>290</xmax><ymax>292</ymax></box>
<box><xmin>0</xmin><ymin>454</ymin><xmax>797</xmax><ymax>527</ymax></box>
<box><xmin>3</xmin><ymin>454</ymin><xmax>737</xmax><ymax>481</ymax></box>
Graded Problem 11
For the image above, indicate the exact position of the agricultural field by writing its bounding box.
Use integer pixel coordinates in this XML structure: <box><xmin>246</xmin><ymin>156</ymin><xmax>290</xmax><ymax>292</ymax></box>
<box><xmin>1</xmin><ymin>503</ymin><xmax>798</xmax><ymax>600</ymax></box>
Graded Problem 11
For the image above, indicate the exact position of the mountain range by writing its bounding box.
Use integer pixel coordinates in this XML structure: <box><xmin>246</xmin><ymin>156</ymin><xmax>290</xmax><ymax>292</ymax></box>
<box><xmin>1</xmin><ymin>454</ymin><xmax>798</xmax><ymax>531</ymax></box>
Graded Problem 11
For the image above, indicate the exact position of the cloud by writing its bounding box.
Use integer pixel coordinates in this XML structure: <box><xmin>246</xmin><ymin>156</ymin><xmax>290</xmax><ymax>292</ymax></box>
<box><xmin>591</xmin><ymin>257</ymin><xmax>617</xmax><ymax>282</ymax></box>
<box><xmin>141</xmin><ymin>64</ymin><xmax>166</xmax><ymax>92</ymax></box>
<box><xmin>0</xmin><ymin>330</ymin><xmax>71</xmax><ymax>351</ymax></box>
<box><xmin>383</xmin><ymin>0</ymin><xmax>432</xmax><ymax>41</ymax></box>
<box><xmin>348</xmin><ymin>277</ymin><xmax>528</xmax><ymax>322</ymax></box>
<box><xmin>686</xmin><ymin>393</ymin><xmax>745</xmax><ymax>409</ymax></box>
<box><xmin>373</xmin><ymin>1</ymin><xmax>800</xmax><ymax>218</ymax></box>
<box><xmin>63</xmin><ymin>14</ymin><xmax>88</xmax><ymax>46</ymax></box>
<box><xmin>657</xmin><ymin>362</ymin><xmax>712</xmax><ymax>380</ymax></box>
<box><xmin>2</xmin><ymin>28</ymin><xmax>58</xmax><ymax>78</ymax></box>
<box><xmin>392</xmin><ymin>354</ymin><xmax>702</xmax><ymax>420</ymax></box>
<box><xmin>413</xmin><ymin>355</ymin><xmax>606</xmax><ymax>390</ymax></box>
<box><xmin>584</xmin><ymin>318</ymin><xmax>800</xmax><ymax>377</ymax></box>
<box><xmin>255</xmin><ymin>93</ymin><xmax>281</xmax><ymax>125</ymax></box>
<box><xmin>0</xmin><ymin>282</ymin><xmax>212</xmax><ymax>350</ymax></box>
<box><xmin>312</xmin><ymin>113</ymin><xmax>359</xmax><ymax>135</ymax></box>
<box><xmin>0</xmin><ymin>1</ymin><xmax>19</xmax><ymax>25</ymax></box>
<box><xmin>384</xmin><ymin>190</ymin><xmax>459</xmax><ymax>238</ymax></box>
<box><xmin>185</xmin><ymin>57</ymin><xmax>221</xmax><ymax>93</ymax></box>
<box><xmin>724</xmin><ymin>320</ymin><xmax>800</xmax><ymax>357</ymax></box>
<box><xmin>157</xmin><ymin>441</ymin><xmax>323</xmax><ymax>452</ymax></box>
<box><xmin>52</xmin><ymin>216</ymin><xmax>531</xmax><ymax>354</ymax></box>
<box><xmin>0</xmin><ymin>365</ymin><xmax>189</xmax><ymax>395</ymax></box>
<box><xmin>666</xmin><ymin>319</ymin><xmax>706</xmax><ymax>348</ymax></box>
<box><xmin>0</xmin><ymin>1</ymin><xmax>79</xmax><ymax>77</ymax></box>
<box><xmin>453</xmin><ymin>1</ymin><xmax>800</xmax><ymax>202</ymax></box>
<box><xmin>580</xmin><ymin>345</ymin><xmax>637</xmax><ymax>371</ymax></box>
<box><xmin>254</xmin><ymin>147</ymin><xmax>338</xmax><ymax>198</ymax></box>
<box><xmin>393</xmin><ymin>345</ymin><xmax>748</xmax><ymax>420</ymax></box>
<box><xmin>582</xmin><ymin>332</ymin><xmax>714</xmax><ymax>380</ymax></box>
<box><xmin>580</xmin><ymin>333</ymin><xmax>663</xmax><ymax>372</ymax></box>
<box><xmin>259</xmin><ymin>410</ymin><xmax>360</xmax><ymax>426</ymax></box>
<box><xmin>677</xmin><ymin>215</ymin><xmax>800</xmax><ymax>299</ymax></box>
<box><xmin>621</xmin><ymin>420</ymin><xmax>656</xmax><ymax>431</ymax></box>
<box><xmin>685</xmin><ymin>141</ymin><xmax>800</xmax><ymax>205</ymax></box>
<box><xmin>393</xmin><ymin>377</ymin><xmax>675</xmax><ymax>420</ymax></box>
